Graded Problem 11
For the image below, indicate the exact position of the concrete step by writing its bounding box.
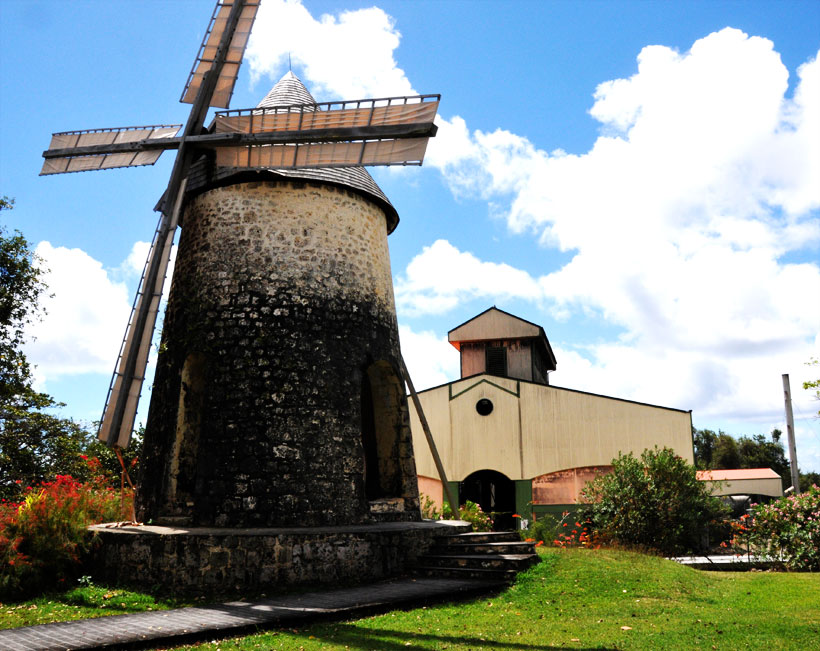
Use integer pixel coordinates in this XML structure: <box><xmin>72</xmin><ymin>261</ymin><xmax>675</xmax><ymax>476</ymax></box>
<box><xmin>432</xmin><ymin>541</ymin><xmax>536</xmax><ymax>555</ymax></box>
<box><xmin>435</xmin><ymin>531</ymin><xmax>521</xmax><ymax>545</ymax></box>
<box><xmin>419</xmin><ymin>553</ymin><xmax>539</xmax><ymax>572</ymax></box>
<box><xmin>414</xmin><ymin>565</ymin><xmax>519</xmax><ymax>581</ymax></box>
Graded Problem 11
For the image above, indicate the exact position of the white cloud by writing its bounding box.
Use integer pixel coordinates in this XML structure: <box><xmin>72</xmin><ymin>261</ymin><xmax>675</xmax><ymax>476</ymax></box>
<box><xmin>395</xmin><ymin>239</ymin><xmax>543</xmax><ymax>315</ymax></box>
<box><xmin>246</xmin><ymin>5</ymin><xmax>820</xmax><ymax>464</ymax></box>
<box><xmin>398</xmin><ymin>324</ymin><xmax>460</xmax><ymax>391</ymax></box>
<box><xmin>246</xmin><ymin>0</ymin><xmax>415</xmax><ymax>100</ymax></box>
<box><xmin>23</xmin><ymin>243</ymin><xmax>132</xmax><ymax>385</ymax></box>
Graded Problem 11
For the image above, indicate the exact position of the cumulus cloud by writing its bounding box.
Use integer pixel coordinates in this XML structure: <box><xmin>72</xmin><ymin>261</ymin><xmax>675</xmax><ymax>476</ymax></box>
<box><xmin>395</xmin><ymin>239</ymin><xmax>543</xmax><ymax>315</ymax></box>
<box><xmin>246</xmin><ymin>0</ymin><xmax>415</xmax><ymax>100</ymax></box>
<box><xmin>412</xmin><ymin>30</ymin><xmax>820</xmax><ymax>403</ymax></box>
<box><xmin>23</xmin><ymin>243</ymin><xmax>133</xmax><ymax>384</ymax></box>
<box><xmin>244</xmin><ymin>3</ymin><xmax>819</xmax><ymax>456</ymax></box>
<box><xmin>399</xmin><ymin>324</ymin><xmax>459</xmax><ymax>391</ymax></box>
<box><xmin>21</xmin><ymin>240</ymin><xmax>176</xmax><ymax>392</ymax></box>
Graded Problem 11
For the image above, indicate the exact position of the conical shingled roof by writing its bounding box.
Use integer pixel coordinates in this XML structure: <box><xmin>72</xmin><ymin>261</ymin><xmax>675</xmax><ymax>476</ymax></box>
<box><xmin>255</xmin><ymin>72</ymin><xmax>399</xmax><ymax>232</ymax></box>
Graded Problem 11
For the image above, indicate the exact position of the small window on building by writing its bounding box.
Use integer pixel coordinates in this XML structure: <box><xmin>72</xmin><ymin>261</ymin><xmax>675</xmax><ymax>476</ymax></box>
<box><xmin>486</xmin><ymin>346</ymin><xmax>507</xmax><ymax>377</ymax></box>
<box><xmin>476</xmin><ymin>398</ymin><xmax>494</xmax><ymax>416</ymax></box>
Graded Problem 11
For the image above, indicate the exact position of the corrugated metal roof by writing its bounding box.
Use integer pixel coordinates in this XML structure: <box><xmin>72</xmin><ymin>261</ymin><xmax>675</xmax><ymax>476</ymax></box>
<box><xmin>253</xmin><ymin>72</ymin><xmax>398</xmax><ymax>232</ymax></box>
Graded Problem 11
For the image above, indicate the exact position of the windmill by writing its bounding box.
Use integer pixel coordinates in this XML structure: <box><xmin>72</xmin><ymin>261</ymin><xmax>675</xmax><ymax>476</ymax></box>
<box><xmin>41</xmin><ymin>0</ymin><xmax>439</xmax><ymax>452</ymax></box>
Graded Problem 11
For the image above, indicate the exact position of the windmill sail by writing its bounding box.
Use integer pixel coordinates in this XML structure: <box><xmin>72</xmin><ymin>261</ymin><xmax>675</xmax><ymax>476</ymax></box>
<box><xmin>40</xmin><ymin>125</ymin><xmax>180</xmax><ymax>175</ymax></box>
<box><xmin>99</xmin><ymin>182</ymin><xmax>186</xmax><ymax>449</ymax></box>
<box><xmin>41</xmin><ymin>0</ymin><xmax>440</xmax><ymax>450</ymax></box>
<box><xmin>181</xmin><ymin>0</ymin><xmax>260</xmax><ymax>108</ymax></box>
<box><xmin>99</xmin><ymin>0</ymin><xmax>258</xmax><ymax>448</ymax></box>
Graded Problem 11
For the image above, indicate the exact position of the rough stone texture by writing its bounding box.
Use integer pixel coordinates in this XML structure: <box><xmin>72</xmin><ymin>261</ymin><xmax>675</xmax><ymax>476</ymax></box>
<box><xmin>138</xmin><ymin>180</ymin><xmax>420</xmax><ymax>527</ymax></box>
<box><xmin>88</xmin><ymin>521</ymin><xmax>470</xmax><ymax>597</ymax></box>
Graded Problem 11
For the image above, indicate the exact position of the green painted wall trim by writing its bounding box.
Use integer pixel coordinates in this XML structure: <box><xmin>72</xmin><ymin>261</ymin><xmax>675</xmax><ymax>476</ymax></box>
<box><xmin>448</xmin><ymin>481</ymin><xmax>460</xmax><ymax>507</ymax></box>
<box><xmin>449</xmin><ymin>378</ymin><xmax>520</xmax><ymax>401</ymax></box>
<box><xmin>531</xmin><ymin>504</ymin><xmax>584</xmax><ymax>520</ymax></box>
<box><xmin>514</xmin><ymin>480</ymin><xmax>532</xmax><ymax>521</ymax></box>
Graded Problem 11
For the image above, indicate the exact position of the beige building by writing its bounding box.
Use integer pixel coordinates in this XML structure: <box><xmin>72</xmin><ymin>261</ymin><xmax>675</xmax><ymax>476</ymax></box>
<box><xmin>410</xmin><ymin>308</ymin><xmax>694</xmax><ymax>527</ymax></box>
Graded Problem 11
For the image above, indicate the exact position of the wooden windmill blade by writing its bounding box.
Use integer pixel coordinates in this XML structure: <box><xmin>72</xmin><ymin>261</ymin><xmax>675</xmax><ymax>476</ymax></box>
<box><xmin>210</xmin><ymin>95</ymin><xmax>439</xmax><ymax>168</ymax></box>
<box><xmin>40</xmin><ymin>125</ymin><xmax>182</xmax><ymax>176</ymax></box>
<box><xmin>41</xmin><ymin>0</ymin><xmax>442</xmax><ymax>450</ymax></box>
<box><xmin>181</xmin><ymin>0</ymin><xmax>260</xmax><ymax>109</ymax></box>
<box><xmin>98</xmin><ymin>0</ymin><xmax>257</xmax><ymax>449</ymax></box>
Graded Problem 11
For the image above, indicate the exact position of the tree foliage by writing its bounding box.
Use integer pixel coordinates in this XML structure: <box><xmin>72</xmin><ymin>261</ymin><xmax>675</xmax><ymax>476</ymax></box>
<box><xmin>580</xmin><ymin>447</ymin><xmax>727</xmax><ymax>555</ymax></box>
<box><xmin>0</xmin><ymin>210</ymin><xmax>141</xmax><ymax>501</ymax></box>
<box><xmin>693</xmin><ymin>427</ymin><xmax>791</xmax><ymax>491</ymax></box>
<box><xmin>1</xmin><ymin>203</ymin><xmax>48</xmax><ymax>407</ymax></box>
<box><xmin>804</xmin><ymin>357</ymin><xmax>819</xmax><ymax>417</ymax></box>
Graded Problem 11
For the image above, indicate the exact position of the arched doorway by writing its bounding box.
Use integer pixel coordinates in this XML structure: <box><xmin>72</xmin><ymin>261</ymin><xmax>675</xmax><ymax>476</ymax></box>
<box><xmin>460</xmin><ymin>469</ymin><xmax>516</xmax><ymax>530</ymax></box>
<box><xmin>360</xmin><ymin>361</ymin><xmax>403</xmax><ymax>500</ymax></box>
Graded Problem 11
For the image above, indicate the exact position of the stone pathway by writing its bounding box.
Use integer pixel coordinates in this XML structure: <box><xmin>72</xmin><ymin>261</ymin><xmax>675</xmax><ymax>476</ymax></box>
<box><xmin>0</xmin><ymin>576</ymin><xmax>505</xmax><ymax>650</ymax></box>
<box><xmin>668</xmin><ymin>554</ymin><xmax>777</xmax><ymax>570</ymax></box>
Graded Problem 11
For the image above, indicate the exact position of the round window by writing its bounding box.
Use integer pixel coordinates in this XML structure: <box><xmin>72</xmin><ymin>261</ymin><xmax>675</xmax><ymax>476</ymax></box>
<box><xmin>475</xmin><ymin>398</ymin><xmax>494</xmax><ymax>416</ymax></box>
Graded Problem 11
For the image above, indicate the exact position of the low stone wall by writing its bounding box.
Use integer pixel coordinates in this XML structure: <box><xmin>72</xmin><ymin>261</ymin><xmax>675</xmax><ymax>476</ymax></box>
<box><xmin>88</xmin><ymin>520</ymin><xmax>470</xmax><ymax>596</ymax></box>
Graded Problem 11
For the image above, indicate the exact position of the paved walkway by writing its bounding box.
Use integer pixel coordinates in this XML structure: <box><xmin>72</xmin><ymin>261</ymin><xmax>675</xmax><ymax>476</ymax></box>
<box><xmin>669</xmin><ymin>554</ymin><xmax>777</xmax><ymax>570</ymax></box>
<box><xmin>0</xmin><ymin>576</ymin><xmax>506</xmax><ymax>650</ymax></box>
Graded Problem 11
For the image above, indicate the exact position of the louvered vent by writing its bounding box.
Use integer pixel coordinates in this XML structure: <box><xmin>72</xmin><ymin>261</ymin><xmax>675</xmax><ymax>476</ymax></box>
<box><xmin>486</xmin><ymin>346</ymin><xmax>507</xmax><ymax>377</ymax></box>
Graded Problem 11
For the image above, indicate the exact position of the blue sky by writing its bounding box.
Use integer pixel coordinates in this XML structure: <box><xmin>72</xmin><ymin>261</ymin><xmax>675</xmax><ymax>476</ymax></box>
<box><xmin>1</xmin><ymin>0</ymin><xmax>819</xmax><ymax>470</ymax></box>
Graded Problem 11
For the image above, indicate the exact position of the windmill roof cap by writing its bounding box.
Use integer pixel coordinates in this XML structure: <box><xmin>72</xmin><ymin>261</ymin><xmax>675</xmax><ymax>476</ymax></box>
<box><xmin>253</xmin><ymin>72</ymin><xmax>398</xmax><ymax>231</ymax></box>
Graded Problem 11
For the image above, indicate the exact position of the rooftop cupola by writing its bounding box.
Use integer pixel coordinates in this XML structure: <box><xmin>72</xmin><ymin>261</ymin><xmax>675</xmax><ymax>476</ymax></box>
<box><xmin>448</xmin><ymin>307</ymin><xmax>557</xmax><ymax>384</ymax></box>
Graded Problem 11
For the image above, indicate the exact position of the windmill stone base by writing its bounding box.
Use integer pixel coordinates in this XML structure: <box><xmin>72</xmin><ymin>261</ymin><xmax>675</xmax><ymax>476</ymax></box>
<box><xmin>89</xmin><ymin>521</ymin><xmax>470</xmax><ymax>597</ymax></box>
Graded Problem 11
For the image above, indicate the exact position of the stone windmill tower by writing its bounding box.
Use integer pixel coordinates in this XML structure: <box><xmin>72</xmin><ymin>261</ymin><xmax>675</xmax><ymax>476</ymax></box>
<box><xmin>41</xmin><ymin>0</ymin><xmax>440</xmax><ymax>531</ymax></box>
<box><xmin>138</xmin><ymin>72</ymin><xmax>422</xmax><ymax>527</ymax></box>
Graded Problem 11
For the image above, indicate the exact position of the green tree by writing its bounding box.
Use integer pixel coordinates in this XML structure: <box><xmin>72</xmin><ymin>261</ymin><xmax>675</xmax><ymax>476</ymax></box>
<box><xmin>1</xmin><ymin>200</ymin><xmax>48</xmax><ymax>407</ymax></box>
<box><xmin>693</xmin><ymin>427</ymin><xmax>717</xmax><ymax>469</ymax></box>
<box><xmin>800</xmin><ymin>470</ymin><xmax>820</xmax><ymax>490</ymax></box>
<box><xmin>804</xmin><ymin>357</ymin><xmax>819</xmax><ymax>417</ymax></box>
<box><xmin>580</xmin><ymin>447</ymin><xmax>727</xmax><ymax>555</ymax></box>
<box><xmin>736</xmin><ymin>432</ymin><xmax>790</xmax><ymax>491</ymax></box>
<box><xmin>713</xmin><ymin>432</ymin><xmax>741</xmax><ymax>469</ymax></box>
<box><xmin>0</xmin><ymin>209</ymin><xmax>139</xmax><ymax>500</ymax></box>
<box><xmin>695</xmin><ymin>425</ymin><xmax>791</xmax><ymax>491</ymax></box>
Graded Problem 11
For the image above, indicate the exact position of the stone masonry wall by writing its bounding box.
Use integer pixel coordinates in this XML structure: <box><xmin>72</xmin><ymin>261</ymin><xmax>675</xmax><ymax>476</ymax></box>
<box><xmin>138</xmin><ymin>180</ymin><xmax>420</xmax><ymax>527</ymax></box>
<box><xmin>90</xmin><ymin>521</ymin><xmax>471</xmax><ymax>597</ymax></box>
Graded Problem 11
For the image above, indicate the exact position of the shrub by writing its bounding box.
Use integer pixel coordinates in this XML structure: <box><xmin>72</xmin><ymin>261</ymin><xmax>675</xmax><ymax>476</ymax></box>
<box><xmin>731</xmin><ymin>484</ymin><xmax>820</xmax><ymax>571</ymax></box>
<box><xmin>0</xmin><ymin>466</ymin><xmax>132</xmax><ymax>599</ymax></box>
<box><xmin>580</xmin><ymin>447</ymin><xmax>728</xmax><ymax>555</ymax></box>
<box><xmin>420</xmin><ymin>494</ymin><xmax>494</xmax><ymax>532</ymax></box>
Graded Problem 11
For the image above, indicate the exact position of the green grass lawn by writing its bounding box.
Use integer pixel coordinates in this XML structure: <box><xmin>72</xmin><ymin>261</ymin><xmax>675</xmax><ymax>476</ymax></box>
<box><xmin>0</xmin><ymin>582</ymin><xmax>184</xmax><ymax>629</ymax></box>
<box><xmin>3</xmin><ymin>549</ymin><xmax>819</xmax><ymax>649</ymax></box>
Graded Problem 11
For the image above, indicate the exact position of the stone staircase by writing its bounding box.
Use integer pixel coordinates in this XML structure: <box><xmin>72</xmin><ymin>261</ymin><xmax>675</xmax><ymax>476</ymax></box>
<box><xmin>415</xmin><ymin>531</ymin><xmax>540</xmax><ymax>581</ymax></box>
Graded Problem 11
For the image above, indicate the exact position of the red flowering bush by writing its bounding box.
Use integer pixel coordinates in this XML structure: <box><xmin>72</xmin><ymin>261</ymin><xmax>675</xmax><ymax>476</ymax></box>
<box><xmin>0</xmin><ymin>461</ymin><xmax>132</xmax><ymax>598</ymax></box>
<box><xmin>730</xmin><ymin>484</ymin><xmax>820</xmax><ymax>571</ymax></box>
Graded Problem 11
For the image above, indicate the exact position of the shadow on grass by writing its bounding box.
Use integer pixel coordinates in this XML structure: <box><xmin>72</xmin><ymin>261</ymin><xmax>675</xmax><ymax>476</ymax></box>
<box><xmin>291</xmin><ymin>623</ymin><xmax>617</xmax><ymax>650</ymax></box>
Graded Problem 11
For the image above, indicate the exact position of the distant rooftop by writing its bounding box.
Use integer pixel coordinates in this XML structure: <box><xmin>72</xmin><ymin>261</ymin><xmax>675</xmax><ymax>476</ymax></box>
<box><xmin>696</xmin><ymin>468</ymin><xmax>781</xmax><ymax>481</ymax></box>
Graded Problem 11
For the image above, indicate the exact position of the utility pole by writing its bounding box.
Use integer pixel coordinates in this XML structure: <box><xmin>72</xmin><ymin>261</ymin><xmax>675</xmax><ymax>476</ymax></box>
<box><xmin>782</xmin><ymin>374</ymin><xmax>801</xmax><ymax>493</ymax></box>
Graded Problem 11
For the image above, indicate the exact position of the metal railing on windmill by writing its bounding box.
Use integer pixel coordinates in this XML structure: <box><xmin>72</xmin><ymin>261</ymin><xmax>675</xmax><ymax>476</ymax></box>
<box><xmin>40</xmin><ymin>0</ymin><xmax>458</xmax><ymax>522</ymax></box>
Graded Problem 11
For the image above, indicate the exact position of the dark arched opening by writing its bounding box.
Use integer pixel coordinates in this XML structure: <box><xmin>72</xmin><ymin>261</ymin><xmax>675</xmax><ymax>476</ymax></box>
<box><xmin>460</xmin><ymin>469</ymin><xmax>516</xmax><ymax>531</ymax></box>
<box><xmin>360</xmin><ymin>361</ymin><xmax>403</xmax><ymax>500</ymax></box>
